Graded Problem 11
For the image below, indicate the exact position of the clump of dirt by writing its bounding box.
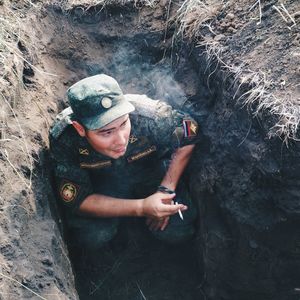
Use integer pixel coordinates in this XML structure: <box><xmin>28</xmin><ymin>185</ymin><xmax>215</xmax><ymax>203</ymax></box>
<box><xmin>0</xmin><ymin>0</ymin><xmax>300</xmax><ymax>300</ymax></box>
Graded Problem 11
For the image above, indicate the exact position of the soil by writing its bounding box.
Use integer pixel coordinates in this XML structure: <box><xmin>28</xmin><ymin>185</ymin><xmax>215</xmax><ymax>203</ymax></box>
<box><xmin>197</xmin><ymin>0</ymin><xmax>300</xmax><ymax>140</ymax></box>
<box><xmin>0</xmin><ymin>0</ymin><xmax>299</xmax><ymax>300</ymax></box>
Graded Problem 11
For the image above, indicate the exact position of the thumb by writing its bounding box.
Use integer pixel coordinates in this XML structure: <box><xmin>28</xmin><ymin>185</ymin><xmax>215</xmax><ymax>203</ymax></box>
<box><xmin>161</xmin><ymin>192</ymin><xmax>176</xmax><ymax>200</ymax></box>
<box><xmin>161</xmin><ymin>193</ymin><xmax>176</xmax><ymax>204</ymax></box>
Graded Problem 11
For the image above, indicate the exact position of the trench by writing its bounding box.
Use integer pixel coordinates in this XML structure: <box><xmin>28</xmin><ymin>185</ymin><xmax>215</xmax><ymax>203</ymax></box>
<box><xmin>41</xmin><ymin>3</ymin><xmax>300</xmax><ymax>300</ymax></box>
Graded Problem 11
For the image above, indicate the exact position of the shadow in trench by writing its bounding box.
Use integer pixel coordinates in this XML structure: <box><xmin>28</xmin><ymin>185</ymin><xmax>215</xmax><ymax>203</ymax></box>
<box><xmin>68</xmin><ymin>218</ymin><xmax>204</xmax><ymax>300</ymax></box>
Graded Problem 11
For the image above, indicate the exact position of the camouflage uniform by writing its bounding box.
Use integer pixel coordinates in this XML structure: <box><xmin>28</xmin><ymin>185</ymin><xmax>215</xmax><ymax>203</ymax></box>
<box><xmin>50</xmin><ymin>93</ymin><xmax>199</xmax><ymax>248</ymax></box>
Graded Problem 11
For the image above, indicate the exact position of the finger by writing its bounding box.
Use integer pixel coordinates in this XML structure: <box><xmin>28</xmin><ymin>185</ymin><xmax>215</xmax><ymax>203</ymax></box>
<box><xmin>154</xmin><ymin>219</ymin><xmax>163</xmax><ymax>231</ymax></box>
<box><xmin>160</xmin><ymin>217</ymin><xmax>169</xmax><ymax>231</ymax></box>
<box><xmin>148</xmin><ymin>219</ymin><xmax>158</xmax><ymax>231</ymax></box>
<box><xmin>146</xmin><ymin>218</ymin><xmax>152</xmax><ymax>226</ymax></box>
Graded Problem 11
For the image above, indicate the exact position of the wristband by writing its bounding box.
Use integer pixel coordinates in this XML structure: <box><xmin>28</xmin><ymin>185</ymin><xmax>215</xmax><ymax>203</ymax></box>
<box><xmin>157</xmin><ymin>185</ymin><xmax>175</xmax><ymax>194</ymax></box>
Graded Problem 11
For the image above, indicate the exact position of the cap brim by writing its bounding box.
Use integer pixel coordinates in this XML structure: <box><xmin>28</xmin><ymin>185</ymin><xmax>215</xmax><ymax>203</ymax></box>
<box><xmin>81</xmin><ymin>100</ymin><xmax>135</xmax><ymax>130</ymax></box>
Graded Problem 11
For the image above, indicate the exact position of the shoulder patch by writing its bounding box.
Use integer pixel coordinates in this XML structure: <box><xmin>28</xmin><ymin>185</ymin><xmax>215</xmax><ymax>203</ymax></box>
<box><xmin>60</xmin><ymin>180</ymin><xmax>79</xmax><ymax>203</ymax></box>
<box><xmin>183</xmin><ymin>119</ymin><xmax>198</xmax><ymax>138</ymax></box>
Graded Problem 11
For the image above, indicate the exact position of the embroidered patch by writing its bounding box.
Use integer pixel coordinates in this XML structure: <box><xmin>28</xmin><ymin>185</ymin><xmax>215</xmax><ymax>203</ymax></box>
<box><xmin>183</xmin><ymin>119</ymin><xmax>198</xmax><ymax>138</ymax></box>
<box><xmin>129</xmin><ymin>135</ymin><xmax>138</xmax><ymax>144</ymax></box>
<box><xmin>79</xmin><ymin>148</ymin><xmax>89</xmax><ymax>155</ymax></box>
<box><xmin>80</xmin><ymin>160</ymin><xmax>112</xmax><ymax>169</ymax></box>
<box><xmin>60</xmin><ymin>182</ymin><xmax>78</xmax><ymax>203</ymax></box>
<box><xmin>127</xmin><ymin>146</ymin><xmax>157</xmax><ymax>163</ymax></box>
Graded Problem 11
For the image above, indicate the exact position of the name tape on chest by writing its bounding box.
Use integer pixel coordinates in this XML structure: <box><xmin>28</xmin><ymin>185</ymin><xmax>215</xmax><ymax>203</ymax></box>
<box><xmin>80</xmin><ymin>160</ymin><xmax>112</xmax><ymax>169</ymax></box>
<box><xmin>127</xmin><ymin>146</ymin><xmax>157</xmax><ymax>163</ymax></box>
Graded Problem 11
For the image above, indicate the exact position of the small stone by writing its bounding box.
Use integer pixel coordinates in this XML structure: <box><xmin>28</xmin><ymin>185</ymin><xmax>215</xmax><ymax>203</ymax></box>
<box><xmin>42</xmin><ymin>257</ymin><xmax>53</xmax><ymax>266</ymax></box>
<box><xmin>227</xmin><ymin>13</ymin><xmax>235</xmax><ymax>20</ymax></box>
<box><xmin>228</xmin><ymin>26</ymin><xmax>236</xmax><ymax>33</ymax></box>
<box><xmin>214</xmin><ymin>34</ymin><xmax>225</xmax><ymax>41</ymax></box>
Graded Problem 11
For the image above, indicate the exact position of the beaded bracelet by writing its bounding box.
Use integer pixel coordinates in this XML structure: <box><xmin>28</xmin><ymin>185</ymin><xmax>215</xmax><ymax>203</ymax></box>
<box><xmin>157</xmin><ymin>185</ymin><xmax>175</xmax><ymax>194</ymax></box>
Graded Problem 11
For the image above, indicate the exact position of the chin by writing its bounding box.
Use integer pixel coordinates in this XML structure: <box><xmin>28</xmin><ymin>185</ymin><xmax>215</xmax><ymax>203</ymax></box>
<box><xmin>110</xmin><ymin>151</ymin><xmax>126</xmax><ymax>159</ymax></box>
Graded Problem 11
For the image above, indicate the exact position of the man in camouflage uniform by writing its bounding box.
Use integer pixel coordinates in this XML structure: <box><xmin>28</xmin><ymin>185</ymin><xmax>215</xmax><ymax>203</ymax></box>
<box><xmin>49</xmin><ymin>74</ymin><xmax>199</xmax><ymax>249</ymax></box>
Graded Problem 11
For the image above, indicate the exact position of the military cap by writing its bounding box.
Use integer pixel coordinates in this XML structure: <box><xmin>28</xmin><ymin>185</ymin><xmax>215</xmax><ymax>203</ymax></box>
<box><xmin>67</xmin><ymin>74</ymin><xmax>135</xmax><ymax>130</ymax></box>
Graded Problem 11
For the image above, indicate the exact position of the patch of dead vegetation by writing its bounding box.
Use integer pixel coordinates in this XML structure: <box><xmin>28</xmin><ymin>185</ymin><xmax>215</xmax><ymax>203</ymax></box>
<box><xmin>175</xmin><ymin>0</ymin><xmax>300</xmax><ymax>142</ymax></box>
<box><xmin>48</xmin><ymin>0</ymin><xmax>159</xmax><ymax>11</ymax></box>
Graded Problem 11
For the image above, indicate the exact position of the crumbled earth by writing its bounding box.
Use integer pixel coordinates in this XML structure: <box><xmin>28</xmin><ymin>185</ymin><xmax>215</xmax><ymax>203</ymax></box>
<box><xmin>0</xmin><ymin>0</ymin><xmax>300</xmax><ymax>300</ymax></box>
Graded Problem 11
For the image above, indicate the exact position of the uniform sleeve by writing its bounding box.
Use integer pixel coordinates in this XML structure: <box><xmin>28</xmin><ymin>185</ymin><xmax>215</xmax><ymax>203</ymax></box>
<box><xmin>148</xmin><ymin>101</ymin><xmax>200</xmax><ymax>152</ymax></box>
<box><xmin>49</xmin><ymin>131</ymin><xmax>93</xmax><ymax>214</ymax></box>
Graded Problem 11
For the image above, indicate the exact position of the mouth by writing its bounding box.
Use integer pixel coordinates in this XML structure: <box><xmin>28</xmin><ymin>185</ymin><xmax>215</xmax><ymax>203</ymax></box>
<box><xmin>114</xmin><ymin>147</ymin><xmax>127</xmax><ymax>154</ymax></box>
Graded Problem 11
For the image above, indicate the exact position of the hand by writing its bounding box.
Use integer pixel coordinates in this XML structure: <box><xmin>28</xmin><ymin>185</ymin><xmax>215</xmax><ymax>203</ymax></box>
<box><xmin>142</xmin><ymin>192</ymin><xmax>187</xmax><ymax>219</ymax></box>
<box><xmin>146</xmin><ymin>216</ymin><xmax>170</xmax><ymax>231</ymax></box>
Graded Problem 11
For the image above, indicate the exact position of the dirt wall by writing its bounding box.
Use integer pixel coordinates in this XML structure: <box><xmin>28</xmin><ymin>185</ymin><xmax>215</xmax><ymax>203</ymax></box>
<box><xmin>1</xmin><ymin>0</ymin><xmax>300</xmax><ymax>299</ymax></box>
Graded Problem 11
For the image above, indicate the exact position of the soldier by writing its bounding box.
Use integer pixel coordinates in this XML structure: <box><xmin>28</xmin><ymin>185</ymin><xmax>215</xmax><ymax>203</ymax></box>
<box><xmin>49</xmin><ymin>74</ymin><xmax>199</xmax><ymax>250</ymax></box>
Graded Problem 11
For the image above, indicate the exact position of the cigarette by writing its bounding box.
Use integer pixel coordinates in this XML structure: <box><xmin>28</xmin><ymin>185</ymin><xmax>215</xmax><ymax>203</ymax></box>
<box><xmin>175</xmin><ymin>201</ymin><xmax>184</xmax><ymax>220</ymax></box>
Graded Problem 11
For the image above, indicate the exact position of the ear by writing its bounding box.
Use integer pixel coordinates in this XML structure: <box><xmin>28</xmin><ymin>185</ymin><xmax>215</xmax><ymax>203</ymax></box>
<box><xmin>72</xmin><ymin>121</ymin><xmax>86</xmax><ymax>137</ymax></box>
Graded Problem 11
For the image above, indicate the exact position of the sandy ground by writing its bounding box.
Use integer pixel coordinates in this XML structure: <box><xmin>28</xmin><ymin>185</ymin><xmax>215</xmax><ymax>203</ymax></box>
<box><xmin>0</xmin><ymin>0</ymin><xmax>300</xmax><ymax>299</ymax></box>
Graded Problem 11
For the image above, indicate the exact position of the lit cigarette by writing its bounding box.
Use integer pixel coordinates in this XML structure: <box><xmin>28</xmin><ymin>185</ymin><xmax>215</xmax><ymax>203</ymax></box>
<box><xmin>175</xmin><ymin>201</ymin><xmax>184</xmax><ymax>220</ymax></box>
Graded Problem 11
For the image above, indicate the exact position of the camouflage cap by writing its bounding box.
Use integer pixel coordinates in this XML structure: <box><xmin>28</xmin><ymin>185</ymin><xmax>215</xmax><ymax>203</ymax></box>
<box><xmin>67</xmin><ymin>74</ymin><xmax>135</xmax><ymax>130</ymax></box>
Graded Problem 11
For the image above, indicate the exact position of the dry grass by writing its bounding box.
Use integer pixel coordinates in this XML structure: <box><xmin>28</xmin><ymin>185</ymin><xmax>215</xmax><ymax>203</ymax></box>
<box><xmin>0</xmin><ymin>2</ymin><xmax>35</xmax><ymax>190</ymax></box>
<box><xmin>0</xmin><ymin>271</ymin><xmax>48</xmax><ymax>300</ymax></box>
<box><xmin>0</xmin><ymin>8</ymin><xmax>23</xmax><ymax>79</ymax></box>
<box><xmin>177</xmin><ymin>0</ymin><xmax>300</xmax><ymax>142</ymax></box>
<box><xmin>175</xmin><ymin>0</ymin><xmax>223</xmax><ymax>39</ymax></box>
<box><xmin>53</xmin><ymin>0</ymin><xmax>158</xmax><ymax>10</ymax></box>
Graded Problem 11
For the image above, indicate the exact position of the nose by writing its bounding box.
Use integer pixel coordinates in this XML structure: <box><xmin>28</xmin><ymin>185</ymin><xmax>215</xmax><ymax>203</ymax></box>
<box><xmin>115</xmin><ymin>130</ymin><xmax>127</xmax><ymax>146</ymax></box>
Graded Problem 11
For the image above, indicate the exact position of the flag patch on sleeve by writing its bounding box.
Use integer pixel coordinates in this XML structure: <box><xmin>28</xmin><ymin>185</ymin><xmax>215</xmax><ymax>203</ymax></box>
<box><xmin>183</xmin><ymin>119</ymin><xmax>198</xmax><ymax>138</ymax></box>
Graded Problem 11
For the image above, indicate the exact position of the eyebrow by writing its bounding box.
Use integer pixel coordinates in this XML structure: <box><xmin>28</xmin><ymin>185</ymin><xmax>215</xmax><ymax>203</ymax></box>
<box><xmin>98</xmin><ymin>117</ymin><xmax>129</xmax><ymax>133</ymax></box>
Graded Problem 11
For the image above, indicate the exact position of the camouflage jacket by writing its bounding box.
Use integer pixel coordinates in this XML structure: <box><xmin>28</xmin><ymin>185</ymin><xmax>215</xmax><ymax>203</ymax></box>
<box><xmin>49</xmin><ymin>94</ymin><xmax>199</xmax><ymax>213</ymax></box>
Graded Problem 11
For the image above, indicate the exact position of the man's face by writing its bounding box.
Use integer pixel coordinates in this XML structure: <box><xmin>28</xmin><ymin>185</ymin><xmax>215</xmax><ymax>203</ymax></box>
<box><xmin>84</xmin><ymin>114</ymin><xmax>131</xmax><ymax>159</ymax></box>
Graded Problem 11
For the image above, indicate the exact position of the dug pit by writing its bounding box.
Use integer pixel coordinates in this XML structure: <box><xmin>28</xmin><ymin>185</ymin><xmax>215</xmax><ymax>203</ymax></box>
<box><xmin>41</xmin><ymin>3</ymin><xmax>208</xmax><ymax>299</ymax></box>
<box><xmin>2</xmin><ymin>1</ymin><xmax>300</xmax><ymax>300</ymax></box>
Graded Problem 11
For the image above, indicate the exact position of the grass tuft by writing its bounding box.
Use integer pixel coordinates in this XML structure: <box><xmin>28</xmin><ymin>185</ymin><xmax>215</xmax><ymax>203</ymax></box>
<box><xmin>50</xmin><ymin>0</ymin><xmax>158</xmax><ymax>11</ymax></box>
<box><xmin>175</xmin><ymin>0</ymin><xmax>223</xmax><ymax>39</ymax></box>
<box><xmin>178</xmin><ymin>0</ymin><xmax>300</xmax><ymax>142</ymax></box>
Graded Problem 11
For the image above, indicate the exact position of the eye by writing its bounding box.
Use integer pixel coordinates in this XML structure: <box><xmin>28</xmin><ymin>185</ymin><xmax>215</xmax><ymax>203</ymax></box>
<box><xmin>121</xmin><ymin>119</ymin><xmax>128</xmax><ymax>127</ymax></box>
<box><xmin>99</xmin><ymin>130</ymin><xmax>112</xmax><ymax>137</ymax></box>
